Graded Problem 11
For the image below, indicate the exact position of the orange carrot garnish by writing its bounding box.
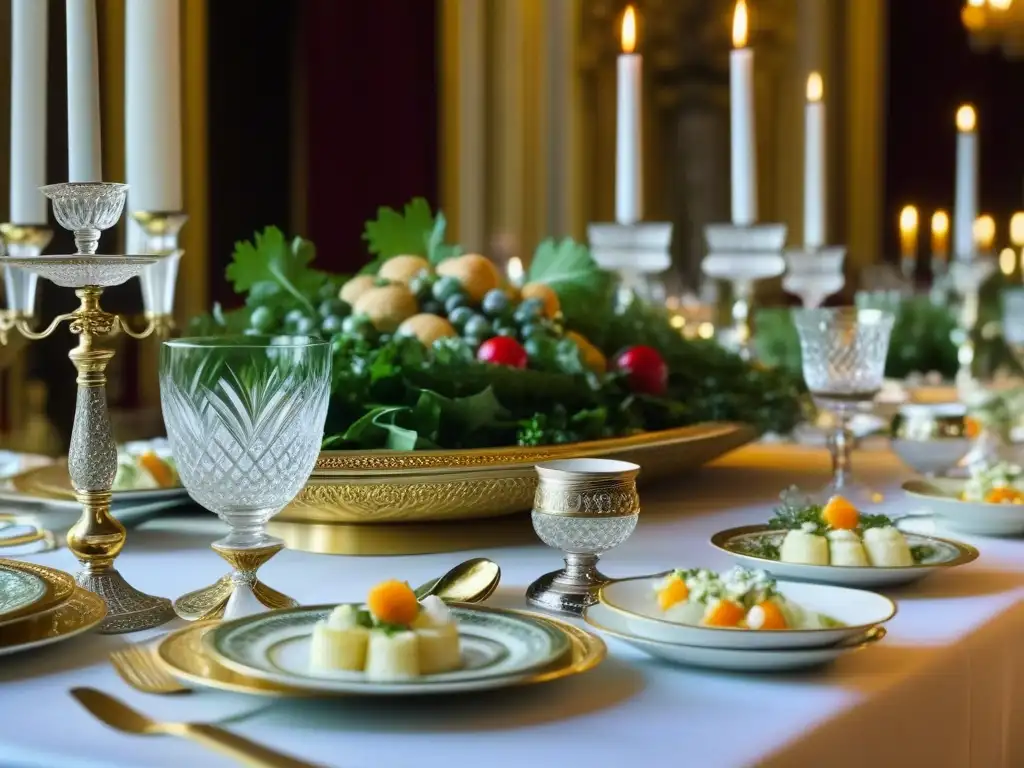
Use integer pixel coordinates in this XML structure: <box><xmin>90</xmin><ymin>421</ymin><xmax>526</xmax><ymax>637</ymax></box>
<box><xmin>748</xmin><ymin>600</ymin><xmax>787</xmax><ymax>630</ymax></box>
<box><xmin>702</xmin><ymin>599</ymin><xmax>745</xmax><ymax>628</ymax></box>
<box><xmin>657</xmin><ymin>578</ymin><xmax>689</xmax><ymax>611</ymax></box>
<box><xmin>367</xmin><ymin>580</ymin><xmax>420</xmax><ymax>625</ymax></box>
<box><xmin>821</xmin><ymin>495</ymin><xmax>860</xmax><ymax>530</ymax></box>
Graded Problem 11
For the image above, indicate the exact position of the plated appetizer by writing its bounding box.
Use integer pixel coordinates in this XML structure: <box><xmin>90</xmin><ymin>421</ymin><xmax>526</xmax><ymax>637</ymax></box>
<box><xmin>962</xmin><ymin>461</ymin><xmax>1024</xmax><ymax>505</ymax></box>
<box><xmin>598</xmin><ymin>570</ymin><xmax>896</xmax><ymax>650</ymax></box>
<box><xmin>310</xmin><ymin>580</ymin><xmax>461</xmax><ymax>680</ymax></box>
<box><xmin>112</xmin><ymin>450</ymin><xmax>179</xmax><ymax>491</ymax></box>
<box><xmin>742</xmin><ymin>492</ymin><xmax>933</xmax><ymax>567</ymax></box>
<box><xmin>654</xmin><ymin>566</ymin><xmax>842</xmax><ymax>631</ymax></box>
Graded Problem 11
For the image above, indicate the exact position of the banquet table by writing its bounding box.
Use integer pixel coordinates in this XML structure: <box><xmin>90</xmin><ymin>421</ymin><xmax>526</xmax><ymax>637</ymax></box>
<box><xmin>3</xmin><ymin>442</ymin><xmax>1024</xmax><ymax>768</ymax></box>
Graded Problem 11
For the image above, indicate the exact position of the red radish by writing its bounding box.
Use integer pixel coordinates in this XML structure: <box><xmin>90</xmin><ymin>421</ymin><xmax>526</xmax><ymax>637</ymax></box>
<box><xmin>477</xmin><ymin>336</ymin><xmax>528</xmax><ymax>369</ymax></box>
<box><xmin>614</xmin><ymin>345</ymin><xmax>668</xmax><ymax>395</ymax></box>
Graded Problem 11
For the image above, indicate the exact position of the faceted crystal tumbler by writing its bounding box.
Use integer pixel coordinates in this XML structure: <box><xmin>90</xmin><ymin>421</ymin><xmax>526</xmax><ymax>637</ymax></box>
<box><xmin>793</xmin><ymin>307</ymin><xmax>895</xmax><ymax>501</ymax></box>
<box><xmin>160</xmin><ymin>335</ymin><xmax>331</xmax><ymax>620</ymax></box>
<box><xmin>526</xmin><ymin>458</ymin><xmax>640</xmax><ymax>616</ymax></box>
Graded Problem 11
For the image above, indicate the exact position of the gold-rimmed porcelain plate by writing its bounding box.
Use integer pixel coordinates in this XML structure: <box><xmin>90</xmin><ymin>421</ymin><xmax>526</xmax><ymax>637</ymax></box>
<box><xmin>711</xmin><ymin>524</ymin><xmax>978</xmax><ymax>588</ymax></box>
<box><xmin>158</xmin><ymin>609</ymin><xmax>605</xmax><ymax>697</ymax></box>
<box><xmin>584</xmin><ymin>603</ymin><xmax>886</xmax><ymax>672</ymax></box>
<box><xmin>10</xmin><ymin>463</ymin><xmax>188</xmax><ymax>505</ymax></box>
<box><xmin>903</xmin><ymin>478</ymin><xmax>1024</xmax><ymax>537</ymax></box>
<box><xmin>0</xmin><ymin>558</ymin><xmax>76</xmax><ymax>626</ymax></box>
<box><xmin>0</xmin><ymin>587</ymin><xmax>106</xmax><ymax>656</ymax></box>
<box><xmin>599</xmin><ymin>573</ymin><xmax>896</xmax><ymax>650</ymax></box>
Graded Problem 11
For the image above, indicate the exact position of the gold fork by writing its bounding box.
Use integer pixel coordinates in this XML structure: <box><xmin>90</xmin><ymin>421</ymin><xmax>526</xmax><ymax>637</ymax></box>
<box><xmin>109</xmin><ymin>642</ymin><xmax>189</xmax><ymax>695</ymax></box>
<box><xmin>70</xmin><ymin>687</ymin><xmax>319</xmax><ymax>768</ymax></box>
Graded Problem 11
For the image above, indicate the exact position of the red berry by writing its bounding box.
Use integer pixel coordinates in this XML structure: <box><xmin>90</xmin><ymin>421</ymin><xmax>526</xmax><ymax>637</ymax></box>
<box><xmin>476</xmin><ymin>336</ymin><xmax>528</xmax><ymax>369</ymax></box>
<box><xmin>614</xmin><ymin>345</ymin><xmax>668</xmax><ymax>395</ymax></box>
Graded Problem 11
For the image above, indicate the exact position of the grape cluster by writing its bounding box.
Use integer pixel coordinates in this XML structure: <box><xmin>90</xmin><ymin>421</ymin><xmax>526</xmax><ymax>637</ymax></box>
<box><xmin>245</xmin><ymin>282</ymin><xmax>353</xmax><ymax>341</ymax></box>
<box><xmin>408</xmin><ymin>270</ymin><xmax>564</xmax><ymax>353</ymax></box>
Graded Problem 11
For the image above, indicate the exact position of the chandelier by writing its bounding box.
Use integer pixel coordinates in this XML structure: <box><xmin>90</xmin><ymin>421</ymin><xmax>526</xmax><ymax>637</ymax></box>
<box><xmin>963</xmin><ymin>0</ymin><xmax>1024</xmax><ymax>57</ymax></box>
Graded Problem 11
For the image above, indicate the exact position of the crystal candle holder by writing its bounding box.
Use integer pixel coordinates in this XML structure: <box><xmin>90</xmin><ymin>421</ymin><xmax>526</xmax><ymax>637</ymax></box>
<box><xmin>133</xmin><ymin>211</ymin><xmax>186</xmax><ymax>329</ymax></box>
<box><xmin>0</xmin><ymin>224</ymin><xmax>52</xmax><ymax>325</ymax></box>
<box><xmin>702</xmin><ymin>223</ymin><xmax>788</xmax><ymax>359</ymax></box>
<box><xmin>526</xmin><ymin>458</ymin><xmax>640</xmax><ymax>616</ymax></box>
<box><xmin>588</xmin><ymin>222</ymin><xmax>672</xmax><ymax>303</ymax></box>
<box><xmin>782</xmin><ymin>247</ymin><xmax>846</xmax><ymax>309</ymax></box>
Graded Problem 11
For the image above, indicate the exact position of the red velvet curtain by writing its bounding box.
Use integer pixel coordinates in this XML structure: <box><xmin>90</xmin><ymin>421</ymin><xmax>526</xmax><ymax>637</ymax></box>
<box><xmin>301</xmin><ymin>0</ymin><xmax>439</xmax><ymax>274</ymax></box>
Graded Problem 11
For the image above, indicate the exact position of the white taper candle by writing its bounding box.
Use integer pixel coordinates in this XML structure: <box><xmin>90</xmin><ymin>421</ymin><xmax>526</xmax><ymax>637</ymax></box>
<box><xmin>66</xmin><ymin>0</ymin><xmax>102</xmax><ymax>182</ymax></box>
<box><xmin>615</xmin><ymin>6</ymin><xmax>642</xmax><ymax>225</ymax></box>
<box><xmin>126</xmin><ymin>0</ymin><xmax>183</xmax><ymax>213</ymax></box>
<box><xmin>803</xmin><ymin>73</ymin><xmax>825</xmax><ymax>249</ymax></box>
<box><xmin>729</xmin><ymin>0</ymin><xmax>757</xmax><ymax>225</ymax></box>
<box><xmin>954</xmin><ymin>105</ymin><xmax>978</xmax><ymax>261</ymax></box>
<box><xmin>10</xmin><ymin>0</ymin><xmax>48</xmax><ymax>223</ymax></box>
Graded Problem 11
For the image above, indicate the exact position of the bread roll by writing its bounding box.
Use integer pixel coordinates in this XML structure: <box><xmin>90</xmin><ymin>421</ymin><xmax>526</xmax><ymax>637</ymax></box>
<box><xmin>863</xmin><ymin>526</ymin><xmax>913</xmax><ymax>567</ymax></box>
<box><xmin>779</xmin><ymin>525</ymin><xmax>829</xmax><ymax>565</ymax></box>
<box><xmin>309</xmin><ymin>606</ymin><xmax>369</xmax><ymax>672</ymax></box>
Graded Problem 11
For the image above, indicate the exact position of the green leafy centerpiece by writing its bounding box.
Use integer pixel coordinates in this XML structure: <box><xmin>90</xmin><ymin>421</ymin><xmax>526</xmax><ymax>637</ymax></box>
<box><xmin>192</xmin><ymin>199</ymin><xmax>803</xmax><ymax>453</ymax></box>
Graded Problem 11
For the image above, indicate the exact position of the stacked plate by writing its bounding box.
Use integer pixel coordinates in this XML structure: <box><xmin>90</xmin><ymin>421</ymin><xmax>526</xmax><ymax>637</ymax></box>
<box><xmin>0</xmin><ymin>440</ymin><xmax>191</xmax><ymax>532</ymax></box>
<box><xmin>154</xmin><ymin>603</ymin><xmax>605</xmax><ymax>697</ymax></box>
<box><xmin>0</xmin><ymin>558</ymin><xmax>106</xmax><ymax>656</ymax></box>
<box><xmin>584</xmin><ymin>574</ymin><xmax>894</xmax><ymax>672</ymax></box>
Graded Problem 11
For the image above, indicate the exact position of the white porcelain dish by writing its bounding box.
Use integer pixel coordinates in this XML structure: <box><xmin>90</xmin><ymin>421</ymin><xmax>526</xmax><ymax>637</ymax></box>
<box><xmin>711</xmin><ymin>525</ymin><xmax>978</xmax><ymax>587</ymax></box>
<box><xmin>598</xmin><ymin>573</ymin><xmax>896</xmax><ymax>650</ymax></box>
<box><xmin>903</xmin><ymin>478</ymin><xmax>1024</xmax><ymax>536</ymax></box>
<box><xmin>583</xmin><ymin>603</ymin><xmax>886</xmax><ymax>672</ymax></box>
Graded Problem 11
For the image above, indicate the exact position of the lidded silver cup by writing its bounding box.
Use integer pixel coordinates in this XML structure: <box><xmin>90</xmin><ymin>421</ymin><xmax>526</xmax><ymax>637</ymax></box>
<box><xmin>526</xmin><ymin>458</ymin><xmax>640</xmax><ymax>616</ymax></box>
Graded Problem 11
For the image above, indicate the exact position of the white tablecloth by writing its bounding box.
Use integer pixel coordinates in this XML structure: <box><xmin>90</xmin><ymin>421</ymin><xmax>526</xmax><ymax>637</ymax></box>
<box><xmin>2</xmin><ymin>444</ymin><xmax>1024</xmax><ymax>768</ymax></box>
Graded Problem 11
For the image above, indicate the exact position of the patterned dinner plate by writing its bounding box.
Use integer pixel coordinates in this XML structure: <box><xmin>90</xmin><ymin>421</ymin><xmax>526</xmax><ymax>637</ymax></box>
<box><xmin>711</xmin><ymin>524</ymin><xmax>978</xmax><ymax>588</ymax></box>
<box><xmin>0</xmin><ymin>559</ymin><xmax>76</xmax><ymax>626</ymax></box>
<box><xmin>0</xmin><ymin>588</ymin><xmax>106</xmax><ymax>656</ymax></box>
<box><xmin>204</xmin><ymin>603</ymin><xmax>574</xmax><ymax>695</ymax></box>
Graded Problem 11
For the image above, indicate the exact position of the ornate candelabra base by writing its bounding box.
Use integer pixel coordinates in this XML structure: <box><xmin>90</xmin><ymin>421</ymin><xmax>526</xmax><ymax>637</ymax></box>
<box><xmin>75</xmin><ymin>566</ymin><xmax>175</xmax><ymax>635</ymax></box>
<box><xmin>702</xmin><ymin>223</ymin><xmax>788</xmax><ymax>359</ymax></box>
<box><xmin>0</xmin><ymin>182</ymin><xmax>177</xmax><ymax>634</ymax></box>
<box><xmin>782</xmin><ymin>247</ymin><xmax>846</xmax><ymax>308</ymax></box>
<box><xmin>525</xmin><ymin>553</ymin><xmax>609</xmax><ymax>617</ymax></box>
<box><xmin>173</xmin><ymin>541</ymin><xmax>297</xmax><ymax>622</ymax></box>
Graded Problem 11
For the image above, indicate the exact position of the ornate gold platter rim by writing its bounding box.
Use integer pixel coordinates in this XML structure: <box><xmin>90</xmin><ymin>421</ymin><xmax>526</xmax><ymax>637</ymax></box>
<box><xmin>312</xmin><ymin>421</ymin><xmax>753</xmax><ymax>477</ymax></box>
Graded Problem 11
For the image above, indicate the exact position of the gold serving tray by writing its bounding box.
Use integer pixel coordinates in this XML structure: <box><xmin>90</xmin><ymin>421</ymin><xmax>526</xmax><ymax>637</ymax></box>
<box><xmin>280</xmin><ymin>422</ymin><xmax>755</xmax><ymax>526</ymax></box>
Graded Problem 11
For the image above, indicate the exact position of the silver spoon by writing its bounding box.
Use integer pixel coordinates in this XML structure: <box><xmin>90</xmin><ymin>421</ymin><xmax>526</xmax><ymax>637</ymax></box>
<box><xmin>414</xmin><ymin>558</ymin><xmax>501</xmax><ymax>603</ymax></box>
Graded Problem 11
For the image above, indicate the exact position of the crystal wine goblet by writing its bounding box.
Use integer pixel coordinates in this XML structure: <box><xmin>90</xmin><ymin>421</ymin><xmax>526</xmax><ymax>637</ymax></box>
<box><xmin>792</xmin><ymin>307</ymin><xmax>895</xmax><ymax>502</ymax></box>
<box><xmin>160</xmin><ymin>335</ymin><xmax>331</xmax><ymax>620</ymax></box>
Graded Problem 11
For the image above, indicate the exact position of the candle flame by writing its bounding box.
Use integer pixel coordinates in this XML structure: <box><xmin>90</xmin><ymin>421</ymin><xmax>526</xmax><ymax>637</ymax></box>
<box><xmin>806</xmin><ymin>72</ymin><xmax>823</xmax><ymax>102</ymax></box>
<box><xmin>621</xmin><ymin>6</ymin><xmax>637</xmax><ymax>53</ymax></box>
<box><xmin>899</xmin><ymin>205</ymin><xmax>918</xmax><ymax>234</ymax></box>
<box><xmin>1011</xmin><ymin>212</ymin><xmax>1024</xmax><ymax>246</ymax></box>
<box><xmin>956</xmin><ymin>104</ymin><xmax>977</xmax><ymax>132</ymax></box>
<box><xmin>931</xmin><ymin>210</ymin><xmax>949</xmax><ymax>236</ymax></box>
<box><xmin>990</xmin><ymin>0</ymin><xmax>1012</xmax><ymax>11</ymax></box>
<box><xmin>1000</xmin><ymin>248</ymin><xmax>1016</xmax><ymax>276</ymax></box>
<box><xmin>732</xmin><ymin>0</ymin><xmax>749</xmax><ymax>49</ymax></box>
<box><xmin>973</xmin><ymin>214</ymin><xmax>995</xmax><ymax>250</ymax></box>
<box><xmin>506</xmin><ymin>256</ymin><xmax>524</xmax><ymax>283</ymax></box>
<box><xmin>966</xmin><ymin>0</ymin><xmax>984</xmax><ymax>6</ymax></box>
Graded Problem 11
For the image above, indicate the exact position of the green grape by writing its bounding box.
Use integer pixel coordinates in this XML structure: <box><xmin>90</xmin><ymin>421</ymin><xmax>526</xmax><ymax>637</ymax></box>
<box><xmin>283</xmin><ymin>308</ymin><xmax>306</xmax><ymax>330</ymax></box>
<box><xmin>319</xmin><ymin>298</ymin><xmax>350</xmax><ymax>319</ymax></box>
<box><xmin>319</xmin><ymin>281</ymin><xmax>339</xmax><ymax>301</ymax></box>
<box><xmin>421</xmin><ymin>300</ymin><xmax>444</xmax><ymax>315</ymax></box>
<box><xmin>342</xmin><ymin>314</ymin><xmax>374</xmax><ymax>337</ymax></box>
<box><xmin>448</xmin><ymin>306</ymin><xmax>475</xmax><ymax>329</ymax></box>
<box><xmin>249</xmin><ymin>305</ymin><xmax>276</xmax><ymax>332</ymax></box>
<box><xmin>444</xmin><ymin>294</ymin><xmax>469</xmax><ymax>314</ymax></box>
<box><xmin>513</xmin><ymin>298</ymin><xmax>544</xmax><ymax>324</ymax></box>
<box><xmin>481</xmin><ymin>289</ymin><xmax>511</xmax><ymax>319</ymax></box>
<box><xmin>432</xmin><ymin>276</ymin><xmax>463</xmax><ymax>303</ymax></box>
<box><xmin>294</xmin><ymin>316</ymin><xmax>317</xmax><ymax>335</ymax></box>
<box><xmin>463</xmin><ymin>315</ymin><xmax>492</xmax><ymax>339</ymax></box>
<box><xmin>320</xmin><ymin>315</ymin><xmax>344</xmax><ymax>335</ymax></box>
